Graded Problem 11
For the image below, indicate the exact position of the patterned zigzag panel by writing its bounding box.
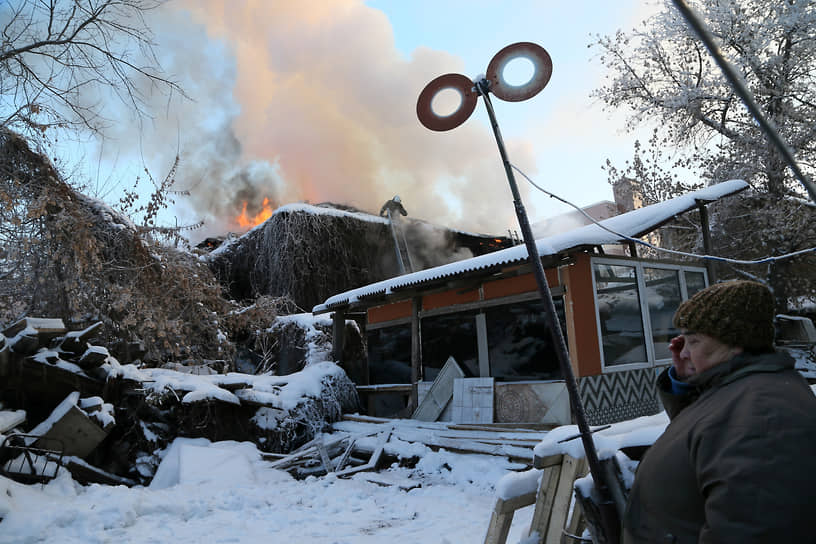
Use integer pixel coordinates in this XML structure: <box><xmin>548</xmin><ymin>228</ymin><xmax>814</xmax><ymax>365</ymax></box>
<box><xmin>578</xmin><ymin>367</ymin><xmax>663</xmax><ymax>425</ymax></box>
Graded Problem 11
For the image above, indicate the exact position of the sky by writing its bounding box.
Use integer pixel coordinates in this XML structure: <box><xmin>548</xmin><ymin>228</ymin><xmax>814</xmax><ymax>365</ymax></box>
<box><xmin>66</xmin><ymin>0</ymin><xmax>662</xmax><ymax>243</ymax></box>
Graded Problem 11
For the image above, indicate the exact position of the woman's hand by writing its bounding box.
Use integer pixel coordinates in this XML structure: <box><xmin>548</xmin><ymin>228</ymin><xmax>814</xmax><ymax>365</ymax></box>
<box><xmin>669</xmin><ymin>335</ymin><xmax>695</xmax><ymax>379</ymax></box>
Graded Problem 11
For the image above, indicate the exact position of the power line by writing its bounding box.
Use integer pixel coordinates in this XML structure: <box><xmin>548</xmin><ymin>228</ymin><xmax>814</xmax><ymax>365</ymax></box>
<box><xmin>512</xmin><ymin>163</ymin><xmax>816</xmax><ymax>266</ymax></box>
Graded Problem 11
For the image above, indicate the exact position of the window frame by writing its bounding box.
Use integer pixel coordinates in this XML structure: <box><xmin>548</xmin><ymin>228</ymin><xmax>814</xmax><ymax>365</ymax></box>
<box><xmin>591</xmin><ymin>257</ymin><xmax>708</xmax><ymax>373</ymax></box>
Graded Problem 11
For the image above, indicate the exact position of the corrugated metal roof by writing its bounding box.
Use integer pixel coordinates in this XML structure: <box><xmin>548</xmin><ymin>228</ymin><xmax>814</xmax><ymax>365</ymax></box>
<box><xmin>313</xmin><ymin>180</ymin><xmax>749</xmax><ymax>313</ymax></box>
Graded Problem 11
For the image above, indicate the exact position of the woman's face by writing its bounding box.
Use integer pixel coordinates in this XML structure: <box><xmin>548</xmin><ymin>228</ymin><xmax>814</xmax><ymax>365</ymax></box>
<box><xmin>678</xmin><ymin>332</ymin><xmax>743</xmax><ymax>375</ymax></box>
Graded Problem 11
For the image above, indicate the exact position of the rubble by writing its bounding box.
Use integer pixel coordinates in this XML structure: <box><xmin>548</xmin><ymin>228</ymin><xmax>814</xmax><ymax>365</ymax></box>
<box><xmin>0</xmin><ymin>316</ymin><xmax>361</xmax><ymax>486</ymax></box>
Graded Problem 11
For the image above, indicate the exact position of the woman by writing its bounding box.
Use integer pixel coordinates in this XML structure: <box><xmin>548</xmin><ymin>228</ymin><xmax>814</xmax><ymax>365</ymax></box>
<box><xmin>623</xmin><ymin>280</ymin><xmax>816</xmax><ymax>543</ymax></box>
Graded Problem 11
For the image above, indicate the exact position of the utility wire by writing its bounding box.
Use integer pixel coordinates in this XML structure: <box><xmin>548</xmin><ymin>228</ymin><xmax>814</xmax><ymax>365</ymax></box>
<box><xmin>511</xmin><ymin>163</ymin><xmax>816</xmax><ymax>266</ymax></box>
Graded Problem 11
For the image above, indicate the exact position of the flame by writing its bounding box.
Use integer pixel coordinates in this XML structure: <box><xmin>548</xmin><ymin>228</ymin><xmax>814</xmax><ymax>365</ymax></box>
<box><xmin>237</xmin><ymin>197</ymin><xmax>273</xmax><ymax>228</ymax></box>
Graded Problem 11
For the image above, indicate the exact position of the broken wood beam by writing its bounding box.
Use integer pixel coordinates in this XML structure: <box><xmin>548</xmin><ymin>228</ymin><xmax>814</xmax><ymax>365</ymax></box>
<box><xmin>3</xmin><ymin>317</ymin><xmax>66</xmax><ymax>343</ymax></box>
<box><xmin>484</xmin><ymin>491</ymin><xmax>539</xmax><ymax>544</ymax></box>
<box><xmin>335</xmin><ymin>428</ymin><xmax>393</xmax><ymax>478</ymax></box>
<box><xmin>77</xmin><ymin>346</ymin><xmax>109</xmax><ymax>370</ymax></box>
<box><xmin>57</xmin><ymin>322</ymin><xmax>103</xmax><ymax>355</ymax></box>
<box><xmin>52</xmin><ymin>455</ymin><xmax>137</xmax><ymax>487</ymax></box>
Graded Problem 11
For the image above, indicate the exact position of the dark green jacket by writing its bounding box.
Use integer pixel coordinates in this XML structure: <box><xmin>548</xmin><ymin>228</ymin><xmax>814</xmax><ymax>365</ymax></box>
<box><xmin>623</xmin><ymin>351</ymin><xmax>816</xmax><ymax>543</ymax></box>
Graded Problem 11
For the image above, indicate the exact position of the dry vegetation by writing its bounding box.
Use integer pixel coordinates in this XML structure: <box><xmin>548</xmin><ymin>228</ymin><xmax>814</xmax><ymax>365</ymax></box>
<box><xmin>0</xmin><ymin>128</ymin><xmax>292</xmax><ymax>365</ymax></box>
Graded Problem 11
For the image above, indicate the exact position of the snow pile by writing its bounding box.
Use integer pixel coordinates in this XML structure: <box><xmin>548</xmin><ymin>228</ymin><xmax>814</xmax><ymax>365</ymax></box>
<box><xmin>496</xmin><ymin>468</ymin><xmax>542</xmax><ymax>500</ymax></box>
<box><xmin>532</xmin><ymin>413</ymin><xmax>669</xmax><ymax>461</ymax></box>
<box><xmin>268</xmin><ymin>313</ymin><xmax>336</xmax><ymax>367</ymax></box>
<box><xmin>149</xmin><ymin>438</ymin><xmax>259</xmax><ymax>489</ymax></box>
<box><xmin>491</xmin><ymin>413</ymin><xmax>668</xmax><ymax>503</ymax></box>
<box><xmin>140</xmin><ymin>361</ymin><xmax>349</xmax><ymax>412</ymax></box>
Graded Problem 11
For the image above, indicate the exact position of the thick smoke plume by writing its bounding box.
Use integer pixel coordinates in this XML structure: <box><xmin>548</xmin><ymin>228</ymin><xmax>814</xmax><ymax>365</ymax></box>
<box><xmin>96</xmin><ymin>1</ymin><xmax>539</xmax><ymax>241</ymax></box>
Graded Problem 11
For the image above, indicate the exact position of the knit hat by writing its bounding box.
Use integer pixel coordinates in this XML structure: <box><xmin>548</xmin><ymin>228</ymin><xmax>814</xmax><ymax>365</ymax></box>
<box><xmin>673</xmin><ymin>280</ymin><xmax>775</xmax><ymax>352</ymax></box>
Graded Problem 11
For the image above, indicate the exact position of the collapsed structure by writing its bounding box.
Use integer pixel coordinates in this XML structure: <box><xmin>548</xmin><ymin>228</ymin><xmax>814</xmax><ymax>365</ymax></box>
<box><xmin>314</xmin><ymin>180</ymin><xmax>752</xmax><ymax>425</ymax></box>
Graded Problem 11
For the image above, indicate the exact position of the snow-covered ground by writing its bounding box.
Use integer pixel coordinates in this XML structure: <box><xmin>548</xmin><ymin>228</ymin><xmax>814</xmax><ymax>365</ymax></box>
<box><xmin>0</xmin><ymin>434</ymin><xmax>536</xmax><ymax>544</ymax></box>
<box><xmin>2</xmin><ymin>387</ymin><xmax>815</xmax><ymax>543</ymax></box>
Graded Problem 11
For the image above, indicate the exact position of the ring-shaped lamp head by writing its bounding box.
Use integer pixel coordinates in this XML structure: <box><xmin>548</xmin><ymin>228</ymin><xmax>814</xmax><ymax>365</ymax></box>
<box><xmin>486</xmin><ymin>42</ymin><xmax>552</xmax><ymax>102</ymax></box>
<box><xmin>416</xmin><ymin>73</ymin><xmax>478</xmax><ymax>132</ymax></box>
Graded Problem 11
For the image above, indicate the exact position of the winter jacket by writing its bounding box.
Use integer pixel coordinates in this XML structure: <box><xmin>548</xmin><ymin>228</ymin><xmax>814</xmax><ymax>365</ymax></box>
<box><xmin>622</xmin><ymin>350</ymin><xmax>816</xmax><ymax>544</ymax></box>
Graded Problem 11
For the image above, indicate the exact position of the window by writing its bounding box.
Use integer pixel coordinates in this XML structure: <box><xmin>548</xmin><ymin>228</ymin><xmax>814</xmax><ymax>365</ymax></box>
<box><xmin>593</xmin><ymin>258</ymin><xmax>708</xmax><ymax>371</ymax></box>
<box><xmin>367</xmin><ymin>325</ymin><xmax>411</xmax><ymax>384</ymax></box>
<box><xmin>644</xmin><ymin>267</ymin><xmax>682</xmax><ymax>360</ymax></box>
<box><xmin>685</xmin><ymin>270</ymin><xmax>706</xmax><ymax>297</ymax></box>
<box><xmin>421</xmin><ymin>310</ymin><xmax>479</xmax><ymax>380</ymax></box>
<box><xmin>594</xmin><ymin>263</ymin><xmax>648</xmax><ymax>366</ymax></box>
<box><xmin>484</xmin><ymin>298</ymin><xmax>566</xmax><ymax>382</ymax></box>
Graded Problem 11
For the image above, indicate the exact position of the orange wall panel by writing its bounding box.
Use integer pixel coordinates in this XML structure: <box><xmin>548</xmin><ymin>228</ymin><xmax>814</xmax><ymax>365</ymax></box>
<box><xmin>482</xmin><ymin>269</ymin><xmax>559</xmax><ymax>299</ymax></box>
<box><xmin>563</xmin><ymin>254</ymin><xmax>602</xmax><ymax>376</ymax></box>
<box><xmin>422</xmin><ymin>288</ymin><xmax>480</xmax><ymax>311</ymax></box>
<box><xmin>368</xmin><ymin>300</ymin><xmax>412</xmax><ymax>324</ymax></box>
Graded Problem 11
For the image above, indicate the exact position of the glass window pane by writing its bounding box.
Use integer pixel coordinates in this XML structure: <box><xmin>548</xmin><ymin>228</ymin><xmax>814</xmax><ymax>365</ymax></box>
<box><xmin>367</xmin><ymin>325</ymin><xmax>412</xmax><ymax>384</ymax></box>
<box><xmin>685</xmin><ymin>271</ymin><xmax>707</xmax><ymax>297</ymax></box>
<box><xmin>644</xmin><ymin>268</ymin><xmax>682</xmax><ymax>360</ymax></box>
<box><xmin>594</xmin><ymin>263</ymin><xmax>647</xmax><ymax>366</ymax></box>
<box><xmin>421</xmin><ymin>310</ymin><xmax>479</xmax><ymax>380</ymax></box>
<box><xmin>485</xmin><ymin>298</ymin><xmax>566</xmax><ymax>382</ymax></box>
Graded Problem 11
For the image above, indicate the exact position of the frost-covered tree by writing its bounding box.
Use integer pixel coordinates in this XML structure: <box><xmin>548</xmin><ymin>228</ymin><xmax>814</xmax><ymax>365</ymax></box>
<box><xmin>593</xmin><ymin>0</ymin><xmax>816</xmax><ymax>196</ymax></box>
<box><xmin>593</xmin><ymin>0</ymin><xmax>816</xmax><ymax>311</ymax></box>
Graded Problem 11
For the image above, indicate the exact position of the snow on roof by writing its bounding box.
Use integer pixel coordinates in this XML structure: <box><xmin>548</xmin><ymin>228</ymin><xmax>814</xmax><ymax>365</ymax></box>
<box><xmin>273</xmin><ymin>203</ymin><xmax>390</xmax><ymax>225</ymax></box>
<box><xmin>313</xmin><ymin>180</ymin><xmax>749</xmax><ymax>312</ymax></box>
<box><xmin>204</xmin><ymin>202</ymin><xmax>503</xmax><ymax>260</ymax></box>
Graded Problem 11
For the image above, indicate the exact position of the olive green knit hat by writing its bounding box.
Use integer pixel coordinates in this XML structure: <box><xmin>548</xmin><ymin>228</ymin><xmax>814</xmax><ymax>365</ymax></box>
<box><xmin>673</xmin><ymin>280</ymin><xmax>776</xmax><ymax>351</ymax></box>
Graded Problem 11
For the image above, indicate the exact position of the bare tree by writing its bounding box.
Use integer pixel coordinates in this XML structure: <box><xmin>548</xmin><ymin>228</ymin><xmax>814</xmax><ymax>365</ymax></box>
<box><xmin>0</xmin><ymin>0</ymin><xmax>183</xmax><ymax>141</ymax></box>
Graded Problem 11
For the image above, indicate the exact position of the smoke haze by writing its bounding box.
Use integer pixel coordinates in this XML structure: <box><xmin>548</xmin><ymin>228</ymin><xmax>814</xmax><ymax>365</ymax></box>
<box><xmin>96</xmin><ymin>1</ymin><xmax>538</xmax><ymax>241</ymax></box>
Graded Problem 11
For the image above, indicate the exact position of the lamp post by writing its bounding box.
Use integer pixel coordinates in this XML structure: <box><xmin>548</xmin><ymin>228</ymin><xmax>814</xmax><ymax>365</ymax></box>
<box><xmin>417</xmin><ymin>43</ymin><xmax>620</xmax><ymax>543</ymax></box>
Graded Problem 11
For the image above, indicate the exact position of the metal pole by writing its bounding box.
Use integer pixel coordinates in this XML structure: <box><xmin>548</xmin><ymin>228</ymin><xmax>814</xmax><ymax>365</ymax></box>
<box><xmin>696</xmin><ymin>201</ymin><xmax>716</xmax><ymax>283</ymax></box>
<box><xmin>476</xmin><ymin>80</ymin><xmax>620</xmax><ymax>543</ymax></box>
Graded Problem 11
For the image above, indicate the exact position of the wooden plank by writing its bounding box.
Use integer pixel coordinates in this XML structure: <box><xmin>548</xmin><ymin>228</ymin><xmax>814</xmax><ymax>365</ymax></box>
<box><xmin>267</xmin><ymin>434</ymin><xmax>353</xmax><ymax>471</ymax></box>
<box><xmin>412</xmin><ymin>356</ymin><xmax>464</xmax><ymax>421</ymax></box>
<box><xmin>544</xmin><ymin>456</ymin><xmax>587</xmax><ymax>544</ymax></box>
<box><xmin>3</xmin><ymin>317</ymin><xmax>65</xmax><ymax>339</ymax></box>
<box><xmin>355</xmin><ymin>384</ymin><xmax>412</xmax><ymax>393</ymax></box>
<box><xmin>534</xmin><ymin>453</ymin><xmax>566</xmax><ymax>469</ymax></box>
<box><xmin>527</xmin><ymin>463</ymin><xmax>563</xmax><ymax>541</ymax></box>
<box><xmin>0</xmin><ymin>410</ymin><xmax>26</xmax><ymax>433</ymax></box>
<box><xmin>341</xmin><ymin>414</ymin><xmax>395</xmax><ymax>424</ymax></box>
<box><xmin>437</xmin><ymin>436</ymin><xmax>541</xmax><ymax>447</ymax></box>
<box><xmin>483</xmin><ymin>491</ymin><xmax>538</xmax><ymax>544</ymax></box>
<box><xmin>316</xmin><ymin>440</ymin><xmax>332</xmax><ymax>473</ymax></box>
<box><xmin>497</xmin><ymin>491</ymin><xmax>538</xmax><ymax>514</ymax></box>
<box><xmin>335</xmin><ymin>428</ymin><xmax>392</xmax><ymax>478</ymax></box>
<box><xmin>447</xmin><ymin>423</ymin><xmax>555</xmax><ymax>433</ymax></box>
<box><xmin>55</xmin><ymin>455</ymin><xmax>137</xmax><ymax>487</ymax></box>
<box><xmin>385</xmin><ymin>427</ymin><xmax>535</xmax><ymax>463</ymax></box>
<box><xmin>564</xmin><ymin>493</ymin><xmax>586</xmax><ymax>543</ymax></box>
<box><xmin>333</xmin><ymin>438</ymin><xmax>357</xmax><ymax>472</ymax></box>
<box><xmin>267</xmin><ymin>445</ymin><xmax>320</xmax><ymax>470</ymax></box>
<box><xmin>483</xmin><ymin>503</ymin><xmax>514</xmax><ymax>544</ymax></box>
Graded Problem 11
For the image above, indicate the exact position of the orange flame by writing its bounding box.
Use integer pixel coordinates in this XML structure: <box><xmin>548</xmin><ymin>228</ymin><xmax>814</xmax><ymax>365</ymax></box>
<box><xmin>237</xmin><ymin>197</ymin><xmax>273</xmax><ymax>228</ymax></box>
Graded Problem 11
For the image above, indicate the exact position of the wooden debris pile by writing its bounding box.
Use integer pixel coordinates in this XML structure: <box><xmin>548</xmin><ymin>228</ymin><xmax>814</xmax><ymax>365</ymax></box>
<box><xmin>267</xmin><ymin>414</ymin><xmax>551</xmax><ymax>482</ymax></box>
<box><xmin>0</xmin><ymin>316</ymin><xmax>361</xmax><ymax>486</ymax></box>
<box><xmin>0</xmin><ymin>318</ymin><xmax>119</xmax><ymax>423</ymax></box>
